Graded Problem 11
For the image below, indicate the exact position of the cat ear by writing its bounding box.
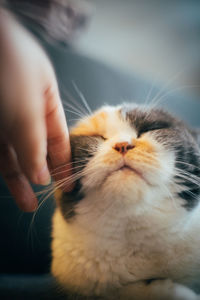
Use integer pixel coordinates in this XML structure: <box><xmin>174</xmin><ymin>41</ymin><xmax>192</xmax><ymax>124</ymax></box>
<box><xmin>191</xmin><ymin>129</ymin><xmax>200</xmax><ymax>147</ymax></box>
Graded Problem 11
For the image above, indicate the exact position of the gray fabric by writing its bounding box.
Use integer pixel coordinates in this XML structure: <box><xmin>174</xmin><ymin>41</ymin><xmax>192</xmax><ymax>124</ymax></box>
<box><xmin>0</xmin><ymin>274</ymin><xmax>63</xmax><ymax>300</ymax></box>
<box><xmin>3</xmin><ymin>0</ymin><xmax>90</xmax><ymax>44</ymax></box>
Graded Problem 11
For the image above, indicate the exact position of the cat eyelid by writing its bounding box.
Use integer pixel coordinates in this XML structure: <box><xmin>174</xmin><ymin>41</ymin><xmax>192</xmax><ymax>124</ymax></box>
<box><xmin>91</xmin><ymin>134</ymin><xmax>107</xmax><ymax>140</ymax></box>
<box><xmin>137</xmin><ymin>122</ymin><xmax>171</xmax><ymax>137</ymax></box>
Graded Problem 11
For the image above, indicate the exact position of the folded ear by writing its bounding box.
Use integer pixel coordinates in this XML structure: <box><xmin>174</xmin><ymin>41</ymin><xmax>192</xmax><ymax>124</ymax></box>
<box><xmin>191</xmin><ymin>129</ymin><xmax>200</xmax><ymax>147</ymax></box>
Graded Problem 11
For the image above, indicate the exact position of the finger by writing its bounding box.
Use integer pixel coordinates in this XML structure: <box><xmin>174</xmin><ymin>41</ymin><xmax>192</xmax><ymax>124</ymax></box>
<box><xmin>0</xmin><ymin>141</ymin><xmax>37</xmax><ymax>211</ymax></box>
<box><xmin>10</xmin><ymin>99</ymin><xmax>51</xmax><ymax>186</ymax></box>
<box><xmin>45</xmin><ymin>85</ymin><xmax>73</xmax><ymax>192</ymax></box>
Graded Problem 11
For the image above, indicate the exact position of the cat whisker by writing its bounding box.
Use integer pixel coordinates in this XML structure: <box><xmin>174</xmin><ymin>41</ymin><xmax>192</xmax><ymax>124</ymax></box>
<box><xmin>72</xmin><ymin>81</ymin><xmax>92</xmax><ymax>115</ymax></box>
<box><xmin>28</xmin><ymin>194</ymin><xmax>51</xmax><ymax>242</ymax></box>
<box><xmin>62</xmin><ymin>107</ymin><xmax>85</xmax><ymax>119</ymax></box>
<box><xmin>50</xmin><ymin>159</ymin><xmax>88</xmax><ymax>172</ymax></box>
<box><xmin>51</xmin><ymin>160</ymin><xmax>88</xmax><ymax>173</ymax></box>
<box><xmin>27</xmin><ymin>184</ymin><xmax>57</xmax><ymax>247</ymax></box>
<box><xmin>62</xmin><ymin>104</ymin><xmax>84</xmax><ymax>119</ymax></box>
<box><xmin>174</xmin><ymin>169</ymin><xmax>200</xmax><ymax>186</ymax></box>
<box><xmin>160</xmin><ymin>183</ymin><xmax>179</xmax><ymax>211</ymax></box>
<box><xmin>32</xmin><ymin>179</ymin><xmax>56</xmax><ymax>195</ymax></box>
<box><xmin>174</xmin><ymin>173</ymin><xmax>200</xmax><ymax>185</ymax></box>
<box><xmin>30</xmin><ymin>172</ymin><xmax>85</xmax><ymax>229</ymax></box>
<box><xmin>53</xmin><ymin>170</ymin><xmax>85</xmax><ymax>187</ymax></box>
<box><xmin>176</xmin><ymin>149</ymin><xmax>200</xmax><ymax>158</ymax></box>
<box><xmin>144</xmin><ymin>76</ymin><xmax>160</xmax><ymax>106</ymax></box>
<box><xmin>150</xmin><ymin>84</ymin><xmax>200</xmax><ymax>109</ymax></box>
<box><xmin>176</xmin><ymin>160</ymin><xmax>200</xmax><ymax>171</ymax></box>
<box><xmin>182</xmin><ymin>189</ymin><xmax>200</xmax><ymax>199</ymax></box>
<box><xmin>68</xmin><ymin>118</ymin><xmax>84</xmax><ymax>122</ymax></box>
<box><xmin>62</xmin><ymin>100</ymin><xmax>88</xmax><ymax>118</ymax></box>
<box><xmin>59</xmin><ymin>81</ymin><xmax>89</xmax><ymax>117</ymax></box>
<box><xmin>148</xmin><ymin>67</ymin><xmax>187</xmax><ymax>108</ymax></box>
<box><xmin>51</xmin><ymin>165</ymin><xmax>87</xmax><ymax>177</ymax></box>
<box><xmin>175</xmin><ymin>167</ymin><xmax>200</xmax><ymax>180</ymax></box>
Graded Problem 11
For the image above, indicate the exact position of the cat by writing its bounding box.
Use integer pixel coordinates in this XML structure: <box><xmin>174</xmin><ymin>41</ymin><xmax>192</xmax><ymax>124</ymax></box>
<box><xmin>51</xmin><ymin>103</ymin><xmax>200</xmax><ymax>300</ymax></box>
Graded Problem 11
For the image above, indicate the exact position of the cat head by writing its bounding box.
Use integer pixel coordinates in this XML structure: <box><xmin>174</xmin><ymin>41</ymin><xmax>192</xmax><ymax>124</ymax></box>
<box><xmin>56</xmin><ymin>104</ymin><xmax>200</xmax><ymax>221</ymax></box>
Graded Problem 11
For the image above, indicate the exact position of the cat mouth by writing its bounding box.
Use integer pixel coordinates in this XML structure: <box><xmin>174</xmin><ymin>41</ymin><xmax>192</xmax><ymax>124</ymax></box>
<box><xmin>112</xmin><ymin>164</ymin><xmax>148</xmax><ymax>184</ymax></box>
<box><xmin>118</xmin><ymin>165</ymin><xmax>144</xmax><ymax>178</ymax></box>
<box><xmin>119</xmin><ymin>165</ymin><xmax>140</xmax><ymax>174</ymax></box>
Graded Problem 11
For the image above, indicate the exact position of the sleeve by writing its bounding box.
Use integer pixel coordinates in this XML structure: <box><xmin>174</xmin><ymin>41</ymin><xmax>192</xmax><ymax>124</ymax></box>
<box><xmin>1</xmin><ymin>0</ymin><xmax>91</xmax><ymax>43</ymax></box>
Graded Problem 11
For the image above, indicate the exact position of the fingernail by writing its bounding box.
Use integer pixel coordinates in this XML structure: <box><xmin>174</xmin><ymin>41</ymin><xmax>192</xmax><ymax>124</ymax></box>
<box><xmin>37</xmin><ymin>164</ymin><xmax>51</xmax><ymax>186</ymax></box>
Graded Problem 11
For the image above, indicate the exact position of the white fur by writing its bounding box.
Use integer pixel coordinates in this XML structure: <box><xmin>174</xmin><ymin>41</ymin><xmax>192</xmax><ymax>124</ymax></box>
<box><xmin>51</xmin><ymin>105</ymin><xmax>200</xmax><ymax>299</ymax></box>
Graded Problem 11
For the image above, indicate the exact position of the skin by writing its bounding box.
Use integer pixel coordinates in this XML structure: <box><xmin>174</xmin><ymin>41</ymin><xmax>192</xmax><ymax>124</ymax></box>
<box><xmin>0</xmin><ymin>8</ymin><xmax>73</xmax><ymax>212</ymax></box>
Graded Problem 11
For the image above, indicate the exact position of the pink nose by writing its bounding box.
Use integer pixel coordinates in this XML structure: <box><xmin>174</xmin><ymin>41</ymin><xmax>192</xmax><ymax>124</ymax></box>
<box><xmin>114</xmin><ymin>142</ymin><xmax>134</xmax><ymax>155</ymax></box>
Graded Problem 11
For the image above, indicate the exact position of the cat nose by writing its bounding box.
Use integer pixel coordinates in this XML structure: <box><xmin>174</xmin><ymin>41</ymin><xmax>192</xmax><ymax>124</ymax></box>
<box><xmin>114</xmin><ymin>142</ymin><xmax>134</xmax><ymax>155</ymax></box>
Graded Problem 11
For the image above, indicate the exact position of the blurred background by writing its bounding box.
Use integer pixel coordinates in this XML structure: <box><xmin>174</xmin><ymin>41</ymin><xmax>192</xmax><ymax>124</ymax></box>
<box><xmin>75</xmin><ymin>0</ymin><xmax>200</xmax><ymax>96</ymax></box>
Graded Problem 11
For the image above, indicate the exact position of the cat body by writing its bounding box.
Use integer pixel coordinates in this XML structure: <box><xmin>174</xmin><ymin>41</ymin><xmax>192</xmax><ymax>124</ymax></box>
<box><xmin>51</xmin><ymin>104</ymin><xmax>200</xmax><ymax>300</ymax></box>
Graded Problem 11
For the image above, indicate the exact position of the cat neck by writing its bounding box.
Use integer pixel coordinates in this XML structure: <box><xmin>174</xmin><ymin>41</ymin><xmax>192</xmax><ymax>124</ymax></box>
<box><xmin>69</xmin><ymin>188</ymin><xmax>199</xmax><ymax>243</ymax></box>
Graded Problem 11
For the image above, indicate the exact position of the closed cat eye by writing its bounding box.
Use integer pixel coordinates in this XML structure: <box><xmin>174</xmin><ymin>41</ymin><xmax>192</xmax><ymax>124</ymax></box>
<box><xmin>137</xmin><ymin>121</ymin><xmax>171</xmax><ymax>137</ymax></box>
<box><xmin>92</xmin><ymin>134</ymin><xmax>107</xmax><ymax>140</ymax></box>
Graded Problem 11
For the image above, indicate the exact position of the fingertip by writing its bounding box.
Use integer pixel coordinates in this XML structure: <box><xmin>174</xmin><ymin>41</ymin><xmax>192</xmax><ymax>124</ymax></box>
<box><xmin>18</xmin><ymin>196</ymin><xmax>38</xmax><ymax>212</ymax></box>
<box><xmin>33</xmin><ymin>163</ymin><xmax>51</xmax><ymax>186</ymax></box>
<box><xmin>5</xmin><ymin>173</ymin><xmax>38</xmax><ymax>212</ymax></box>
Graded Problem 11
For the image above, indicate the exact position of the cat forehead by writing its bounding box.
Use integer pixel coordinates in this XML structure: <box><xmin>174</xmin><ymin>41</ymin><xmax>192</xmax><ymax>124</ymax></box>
<box><xmin>121</xmin><ymin>105</ymin><xmax>177</xmax><ymax>125</ymax></box>
<box><xmin>70</xmin><ymin>105</ymin><xmax>131</xmax><ymax>136</ymax></box>
<box><xmin>70</xmin><ymin>104</ymin><xmax>177</xmax><ymax>136</ymax></box>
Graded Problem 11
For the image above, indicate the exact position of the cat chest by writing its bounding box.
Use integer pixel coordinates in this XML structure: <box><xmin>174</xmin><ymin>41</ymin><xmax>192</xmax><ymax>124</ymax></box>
<box><xmin>52</xmin><ymin>211</ymin><xmax>171</xmax><ymax>284</ymax></box>
<box><xmin>52</xmin><ymin>210</ymin><xmax>200</xmax><ymax>295</ymax></box>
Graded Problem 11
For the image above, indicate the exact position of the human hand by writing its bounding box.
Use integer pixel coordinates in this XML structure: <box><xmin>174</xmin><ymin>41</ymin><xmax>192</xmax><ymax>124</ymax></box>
<box><xmin>0</xmin><ymin>9</ymin><xmax>72</xmax><ymax>212</ymax></box>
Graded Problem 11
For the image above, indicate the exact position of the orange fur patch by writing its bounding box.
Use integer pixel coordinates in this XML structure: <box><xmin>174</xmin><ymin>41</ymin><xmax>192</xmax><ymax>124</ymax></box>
<box><xmin>134</xmin><ymin>139</ymin><xmax>155</xmax><ymax>153</ymax></box>
<box><xmin>54</xmin><ymin>188</ymin><xmax>63</xmax><ymax>202</ymax></box>
<box><xmin>103</xmin><ymin>150</ymin><xmax>121</xmax><ymax>165</ymax></box>
<box><xmin>127</xmin><ymin>139</ymin><xmax>158</xmax><ymax>166</ymax></box>
<box><xmin>70</xmin><ymin>111</ymin><xmax>107</xmax><ymax>136</ymax></box>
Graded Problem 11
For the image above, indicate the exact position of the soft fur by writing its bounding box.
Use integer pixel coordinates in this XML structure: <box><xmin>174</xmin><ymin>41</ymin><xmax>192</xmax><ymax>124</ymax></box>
<box><xmin>51</xmin><ymin>104</ymin><xmax>200</xmax><ymax>300</ymax></box>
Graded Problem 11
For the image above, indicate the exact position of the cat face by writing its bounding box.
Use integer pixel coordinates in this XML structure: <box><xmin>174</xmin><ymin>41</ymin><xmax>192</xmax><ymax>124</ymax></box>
<box><xmin>58</xmin><ymin>104</ymin><xmax>200</xmax><ymax>220</ymax></box>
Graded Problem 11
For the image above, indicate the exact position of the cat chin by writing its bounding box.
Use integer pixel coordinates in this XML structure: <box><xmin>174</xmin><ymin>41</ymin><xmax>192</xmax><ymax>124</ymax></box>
<box><xmin>96</xmin><ymin>173</ymin><xmax>150</xmax><ymax>205</ymax></box>
<box><xmin>82</xmin><ymin>165</ymin><xmax>149</xmax><ymax>191</ymax></box>
<box><xmin>101</xmin><ymin>167</ymin><xmax>147</xmax><ymax>188</ymax></box>
<box><xmin>81</xmin><ymin>167</ymin><xmax>165</xmax><ymax>208</ymax></box>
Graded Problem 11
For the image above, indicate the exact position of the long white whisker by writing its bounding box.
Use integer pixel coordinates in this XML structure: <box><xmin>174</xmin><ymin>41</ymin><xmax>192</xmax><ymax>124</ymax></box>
<box><xmin>148</xmin><ymin>68</ymin><xmax>186</xmax><ymax>107</ymax></box>
<box><xmin>59</xmin><ymin>81</ymin><xmax>89</xmax><ymax>116</ymax></box>
<box><xmin>175</xmin><ymin>167</ymin><xmax>200</xmax><ymax>180</ymax></box>
<box><xmin>50</xmin><ymin>159</ymin><xmax>89</xmax><ymax>173</ymax></box>
<box><xmin>151</xmin><ymin>84</ymin><xmax>200</xmax><ymax>108</ymax></box>
<box><xmin>176</xmin><ymin>160</ymin><xmax>200</xmax><ymax>171</ymax></box>
<box><xmin>161</xmin><ymin>183</ymin><xmax>179</xmax><ymax>211</ymax></box>
<box><xmin>62</xmin><ymin>107</ymin><xmax>85</xmax><ymax>118</ymax></box>
<box><xmin>174</xmin><ymin>170</ymin><xmax>200</xmax><ymax>186</ymax></box>
<box><xmin>62</xmin><ymin>100</ymin><xmax>87</xmax><ymax>118</ymax></box>
<box><xmin>72</xmin><ymin>81</ymin><xmax>92</xmax><ymax>115</ymax></box>
<box><xmin>144</xmin><ymin>76</ymin><xmax>159</xmax><ymax>106</ymax></box>
<box><xmin>51</xmin><ymin>164</ymin><xmax>87</xmax><ymax>176</ymax></box>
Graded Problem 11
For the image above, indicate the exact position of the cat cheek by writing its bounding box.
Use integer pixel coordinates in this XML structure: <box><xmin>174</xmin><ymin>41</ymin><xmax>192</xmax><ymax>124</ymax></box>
<box><xmin>103</xmin><ymin>149</ymin><xmax>122</xmax><ymax>165</ymax></box>
<box><xmin>134</xmin><ymin>139</ymin><xmax>156</xmax><ymax>153</ymax></box>
<box><xmin>126</xmin><ymin>151</ymin><xmax>159</xmax><ymax>167</ymax></box>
